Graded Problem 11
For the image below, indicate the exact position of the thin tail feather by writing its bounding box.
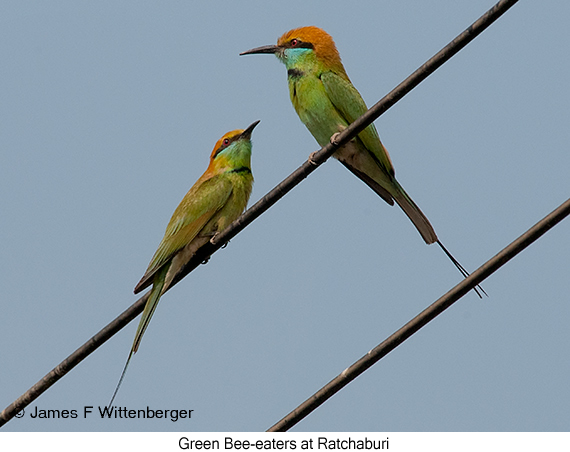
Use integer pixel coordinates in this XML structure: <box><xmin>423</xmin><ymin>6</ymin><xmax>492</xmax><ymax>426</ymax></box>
<box><xmin>391</xmin><ymin>180</ymin><xmax>486</xmax><ymax>298</ymax></box>
<box><xmin>108</xmin><ymin>350</ymin><xmax>134</xmax><ymax>407</ymax></box>
<box><xmin>437</xmin><ymin>240</ymin><xmax>487</xmax><ymax>299</ymax></box>
<box><xmin>108</xmin><ymin>263</ymin><xmax>169</xmax><ymax>405</ymax></box>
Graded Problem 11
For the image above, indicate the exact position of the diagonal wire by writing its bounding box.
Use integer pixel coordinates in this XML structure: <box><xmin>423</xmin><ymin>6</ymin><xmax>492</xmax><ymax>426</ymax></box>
<box><xmin>0</xmin><ymin>0</ymin><xmax>520</xmax><ymax>428</ymax></box>
<box><xmin>267</xmin><ymin>197</ymin><xmax>570</xmax><ymax>432</ymax></box>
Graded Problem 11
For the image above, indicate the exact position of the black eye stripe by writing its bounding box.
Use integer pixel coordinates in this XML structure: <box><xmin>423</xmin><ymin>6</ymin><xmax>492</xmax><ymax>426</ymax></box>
<box><xmin>213</xmin><ymin>135</ymin><xmax>240</xmax><ymax>158</ymax></box>
<box><xmin>288</xmin><ymin>39</ymin><xmax>314</xmax><ymax>50</ymax></box>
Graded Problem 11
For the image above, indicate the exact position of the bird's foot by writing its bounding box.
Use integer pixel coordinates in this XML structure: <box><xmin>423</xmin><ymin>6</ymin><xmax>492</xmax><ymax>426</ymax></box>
<box><xmin>209</xmin><ymin>232</ymin><xmax>219</xmax><ymax>244</ymax></box>
<box><xmin>308</xmin><ymin>151</ymin><xmax>319</xmax><ymax>166</ymax></box>
<box><xmin>330</xmin><ymin>132</ymin><xmax>341</xmax><ymax>145</ymax></box>
<box><xmin>210</xmin><ymin>232</ymin><xmax>229</xmax><ymax>248</ymax></box>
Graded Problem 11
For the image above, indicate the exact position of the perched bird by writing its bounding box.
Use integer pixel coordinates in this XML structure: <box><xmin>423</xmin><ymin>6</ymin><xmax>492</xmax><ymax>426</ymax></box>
<box><xmin>109</xmin><ymin>121</ymin><xmax>259</xmax><ymax>405</ymax></box>
<box><xmin>241</xmin><ymin>26</ymin><xmax>484</xmax><ymax>296</ymax></box>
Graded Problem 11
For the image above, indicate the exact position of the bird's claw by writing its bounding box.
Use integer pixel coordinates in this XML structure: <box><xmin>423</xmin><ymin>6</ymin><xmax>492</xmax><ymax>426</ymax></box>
<box><xmin>308</xmin><ymin>151</ymin><xmax>318</xmax><ymax>166</ymax></box>
<box><xmin>210</xmin><ymin>232</ymin><xmax>229</xmax><ymax>248</ymax></box>
<box><xmin>209</xmin><ymin>232</ymin><xmax>220</xmax><ymax>244</ymax></box>
<box><xmin>330</xmin><ymin>132</ymin><xmax>341</xmax><ymax>146</ymax></box>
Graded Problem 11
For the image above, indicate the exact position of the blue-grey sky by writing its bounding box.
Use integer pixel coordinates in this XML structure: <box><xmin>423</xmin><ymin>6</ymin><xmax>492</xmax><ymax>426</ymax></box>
<box><xmin>1</xmin><ymin>0</ymin><xmax>569</xmax><ymax>432</ymax></box>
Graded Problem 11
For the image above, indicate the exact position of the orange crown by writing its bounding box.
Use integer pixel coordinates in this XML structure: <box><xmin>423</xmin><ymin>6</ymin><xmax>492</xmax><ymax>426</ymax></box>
<box><xmin>278</xmin><ymin>26</ymin><xmax>348</xmax><ymax>77</ymax></box>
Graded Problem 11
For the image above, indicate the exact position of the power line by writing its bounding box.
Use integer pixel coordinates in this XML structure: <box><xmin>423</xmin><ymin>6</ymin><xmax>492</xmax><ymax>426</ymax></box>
<box><xmin>0</xmin><ymin>0</ymin><xmax>521</xmax><ymax>428</ymax></box>
<box><xmin>267</xmin><ymin>197</ymin><xmax>570</xmax><ymax>431</ymax></box>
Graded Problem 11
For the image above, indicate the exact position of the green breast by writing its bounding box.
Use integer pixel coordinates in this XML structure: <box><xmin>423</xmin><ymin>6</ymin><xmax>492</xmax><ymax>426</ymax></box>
<box><xmin>206</xmin><ymin>172</ymin><xmax>253</xmax><ymax>233</ymax></box>
<box><xmin>288</xmin><ymin>73</ymin><xmax>348</xmax><ymax>147</ymax></box>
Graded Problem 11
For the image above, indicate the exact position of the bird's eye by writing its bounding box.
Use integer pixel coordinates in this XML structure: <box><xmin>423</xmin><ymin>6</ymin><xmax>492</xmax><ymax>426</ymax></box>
<box><xmin>290</xmin><ymin>39</ymin><xmax>298</xmax><ymax>47</ymax></box>
<box><xmin>223</xmin><ymin>138</ymin><xmax>230</xmax><ymax>146</ymax></box>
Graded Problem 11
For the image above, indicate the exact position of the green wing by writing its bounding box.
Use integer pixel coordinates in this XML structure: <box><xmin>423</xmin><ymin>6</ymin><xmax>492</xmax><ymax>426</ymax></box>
<box><xmin>321</xmin><ymin>71</ymin><xmax>394</xmax><ymax>175</ymax></box>
<box><xmin>134</xmin><ymin>175</ymin><xmax>233</xmax><ymax>293</ymax></box>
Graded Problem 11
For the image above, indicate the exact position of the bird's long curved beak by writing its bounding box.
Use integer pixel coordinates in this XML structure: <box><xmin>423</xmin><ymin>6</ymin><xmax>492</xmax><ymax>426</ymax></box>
<box><xmin>240</xmin><ymin>120</ymin><xmax>261</xmax><ymax>140</ymax></box>
<box><xmin>240</xmin><ymin>45</ymin><xmax>279</xmax><ymax>56</ymax></box>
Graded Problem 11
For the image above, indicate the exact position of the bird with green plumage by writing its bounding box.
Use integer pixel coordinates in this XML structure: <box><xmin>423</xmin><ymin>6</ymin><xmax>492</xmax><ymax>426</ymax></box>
<box><xmin>241</xmin><ymin>26</ymin><xmax>484</xmax><ymax>296</ymax></box>
<box><xmin>109</xmin><ymin>121</ymin><xmax>259</xmax><ymax>405</ymax></box>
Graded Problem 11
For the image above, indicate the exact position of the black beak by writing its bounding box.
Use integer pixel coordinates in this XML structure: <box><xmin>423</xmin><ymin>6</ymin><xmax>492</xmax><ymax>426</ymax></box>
<box><xmin>240</xmin><ymin>45</ymin><xmax>279</xmax><ymax>56</ymax></box>
<box><xmin>240</xmin><ymin>120</ymin><xmax>261</xmax><ymax>140</ymax></box>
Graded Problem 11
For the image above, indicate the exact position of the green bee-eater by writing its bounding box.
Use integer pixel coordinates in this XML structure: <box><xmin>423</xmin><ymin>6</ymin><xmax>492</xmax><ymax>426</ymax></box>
<box><xmin>241</xmin><ymin>26</ymin><xmax>483</xmax><ymax>296</ymax></box>
<box><xmin>109</xmin><ymin>121</ymin><xmax>259</xmax><ymax>405</ymax></box>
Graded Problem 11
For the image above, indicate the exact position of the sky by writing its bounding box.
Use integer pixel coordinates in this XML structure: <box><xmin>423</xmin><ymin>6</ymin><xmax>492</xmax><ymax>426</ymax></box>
<box><xmin>1</xmin><ymin>0</ymin><xmax>569</xmax><ymax>432</ymax></box>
